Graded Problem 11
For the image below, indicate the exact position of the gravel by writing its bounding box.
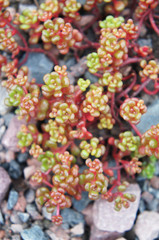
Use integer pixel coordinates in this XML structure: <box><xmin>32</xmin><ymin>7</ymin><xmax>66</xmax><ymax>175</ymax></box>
<box><xmin>7</xmin><ymin>190</ymin><xmax>19</xmax><ymax>210</ymax></box>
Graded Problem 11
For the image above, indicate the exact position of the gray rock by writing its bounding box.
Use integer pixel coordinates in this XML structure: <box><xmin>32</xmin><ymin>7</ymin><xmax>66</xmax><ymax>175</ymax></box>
<box><xmin>154</xmin><ymin>190</ymin><xmax>159</xmax><ymax>199</ymax></box>
<box><xmin>146</xmin><ymin>198</ymin><xmax>159</xmax><ymax>211</ymax></box>
<box><xmin>42</xmin><ymin>207</ymin><xmax>52</xmax><ymax>220</ymax></box>
<box><xmin>142</xmin><ymin>180</ymin><xmax>149</xmax><ymax>192</ymax></box>
<box><xmin>26</xmin><ymin>204</ymin><xmax>43</xmax><ymax>220</ymax></box>
<box><xmin>61</xmin><ymin>208</ymin><xmax>85</xmax><ymax>228</ymax></box>
<box><xmin>0</xmin><ymin>167</ymin><xmax>11</xmax><ymax>204</ymax></box>
<box><xmin>2</xmin><ymin>116</ymin><xmax>26</xmax><ymax>151</ymax></box>
<box><xmin>8</xmin><ymin>160</ymin><xmax>22</xmax><ymax>179</ymax></box>
<box><xmin>93</xmin><ymin>184</ymin><xmax>141</xmax><ymax>233</ymax></box>
<box><xmin>0</xmin><ymin>118</ymin><xmax>4</xmax><ymax>127</ymax></box>
<box><xmin>24</xmin><ymin>189</ymin><xmax>35</xmax><ymax>203</ymax></box>
<box><xmin>10</xmin><ymin>211</ymin><xmax>22</xmax><ymax>224</ymax></box>
<box><xmin>17</xmin><ymin>152</ymin><xmax>29</xmax><ymax>163</ymax></box>
<box><xmin>45</xmin><ymin>230</ymin><xmax>57</xmax><ymax>240</ymax></box>
<box><xmin>60</xmin><ymin>57</ymin><xmax>77</xmax><ymax>71</ymax></box>
<box><xmin>0</xmin><ymin>209</ymin><xmax>4</xmax><ymax>224</ymax></box>
<box><xmin>78</xmin><ymin>15</ymin><xmax>95</xmax><ymax>27</ymax></box>
<box><xmin>148</xmin><ymin>186</ymin><xmax>157</xmax><ymax>196</ymax></box>
<box><xmin>68</xmin><ymin>71</ymin><xmax>76</xmax><ymax>85</ymax></box>
<box><xmin>3</xmin><ymin>113</ymin><xmax>14</xmax><ymax>127</ymax></box>
<box><xmin>21</xmin><ymin>51</ymin><xmax>53</xmax><ymax>84</ymax></box>
<box><xmin>17</xmin><ymin>212</ymin><xmax>30</xmax><ymax>223</ymax></box>
<box><xmin>43</xmin><ymin>219</ymin><xmax>52</xmax><ymax>229</ymax></box>
<box><xmin>0</xmin><ymin>125</ymin><xmax>5</xmax><ymax>140</ymax></box>
<box><xmin>72</xmin><ymin>191</ymin><xmax>91</xmax><ymax>212</ymax></box>
<box><xmin>84</xmin><ymin>71</ymin><xmax>99</xmax><ymax>84</ymax></box>
<box><xmin>70</xmin><ymin>56</ymin><xmax>87</xmax><ymax>77</ymax></box>
<box><xmin>0</xmin><ymin>85</ymin><xmax>11</xmax><ymax>116</ymax></box>
<box><xmin>134</xmin><ymin>211</ymin><xmax>159</xmax><ymax>240</ymax></box>
<box><xmin>138</xmin><ymin>199</ymin><xmax>146</xmax><ymax>213</ymax></box>
<box><xmin>10</xmin><ymin>224</ymin><xmax>23</xmax><ymax>233</ymax></box>
<box><xmin>12</xmin><ymin>235</ymin><xmax>21</xmax><ymax>240</ymax></box>
<box><xmin>137</xmin><ymin>38</ymin><xmax>152</xmax><ymax>48</ymax></box>
<box><xmin>77</xmin><ymin>0</ymin><xmax>86</xmax><ymax>4</ymax></box>
<box><xmin>137</xmin><ymin>98</ymin><xmax>159</xmax><ymax>133</ymax></box>
<box><xmin>21</xmin><ymin>225</ymin><xmax>48</xmax><ymax>240</ymax></box>
<box><xmin>7</xmin><ymin>190</ymin><xmax>19</xmax><ymax>210</ymax></box>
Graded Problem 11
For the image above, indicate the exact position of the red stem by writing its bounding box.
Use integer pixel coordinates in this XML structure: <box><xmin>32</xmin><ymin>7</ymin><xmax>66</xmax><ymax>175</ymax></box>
<box><xmin>110</xmin><ymin>93</ymin><xmax>124</xmax><ymax>129</ymax></box>
<box><xmin>131</xmin><ymin>78</ymin><xmax>151</xmax><ymax>97</ymax></box>
<box><xmin>56</xmin><ymin>204</ymin><xmax>60</xmax><ymax>216</ymax></box>
<box><xmin>121</xmin><ymin>57</ymin><xmax>142</xmax><ymax>67</ymax></box>
<box><xmin>107</xmin><ymin>181</ymin><xmax>118</xmax><ymax>194</ymax></box>
<box><xmin>143</xmin><ymin>87</ymin><xmax>159</xmax><ymax>95</ymax></box>
<box><xmin>149</xmin><ymin>11</ymin><xmax>159</xmax><ymax>35</ymax></box>
<box><xmin>42</xmin><ymin>179</ymin><xmax>53</xmax><ymax>188</ymax></box>
<box><xmin>136</xmin><ymin>9</ymin><xmax>152</xmax><ymax>38</ymax></box>
<box><xmin>117</xmin><ymin>73</ymin><xmax>137</xmax><ymax>101</ymax></box>
<box><xmin>93</xmin><ymin>72</ymin><xmax>102</xmax><ymax>78</ymax></box>
<box><xmin>128</xmin><ymin>121</ymin><xmax>142</xmax><ymax>138</ymax></box>
<box><xmin>52</xmin><ymin>141</ymin><xmax>73</xmax><ymax>154</ymax></box>
<box><xmin>22</xmin><ymin>86</ymin><xmax>28</xmax><ymax>94</ymax></box>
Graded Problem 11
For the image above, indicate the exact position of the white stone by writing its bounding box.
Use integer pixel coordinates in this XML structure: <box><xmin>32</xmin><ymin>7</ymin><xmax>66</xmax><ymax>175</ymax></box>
<box><xmin>135</xmin><ymin>211</ymin><xmax>159</xmax><ymax>240</ymax></box>
<box><xmin>93</xmin><ymin>184</ymin><xmax>141</xmax><ymax>233</ymax></box>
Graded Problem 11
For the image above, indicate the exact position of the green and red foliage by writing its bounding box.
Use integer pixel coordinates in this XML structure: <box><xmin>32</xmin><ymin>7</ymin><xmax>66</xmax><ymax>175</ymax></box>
<box><xmin>1</xmin><ymin>0</ymin><xmax>159</xmax><ymax>225</ymax></box>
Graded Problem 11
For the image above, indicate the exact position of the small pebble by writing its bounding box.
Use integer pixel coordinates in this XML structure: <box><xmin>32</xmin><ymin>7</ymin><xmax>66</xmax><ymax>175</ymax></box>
<box><xmin>72</xmin><ymin>191</ymin><xmax>91</xmax><ymax>212</ymax></box>
<box><xmin>42</xmin><ymin>207</ymin><xmax>52</xmax><ymax>220</ymax></box>
<box><xmin>0</xmin><ymin>167</ymin><xmax>11</xmax><ymax>204</ymax></box>
<box><xmin>0</xmin><ymin>85</ymin><xmax>11</xmax><ymax>116</ymax></box>
<box><xmin>150</xmin><ymin>176</ymin><xmax>159</xmax><ymax>189</ymax></box>
<box><xmin>7</xmin><ymin>190</ymin><xmax>19</xmax><ymax>210</ymax></box>
<box><xmin>142</xmin><ymin>191</ymin><xmax>154</xmax><ymax>204</ymax></box>
<box><xmin>45</xmin><ymin>230</ymin><xmax>57</xmax><ymax>240</ymax></box>
<box><xmin>147</xmin><ymin>198</ymin><xmax>159</xmax><ymax>211</ymax></box>
<box><xmin>70</xmin><ymin>223</ymin><xmax>84</xmax><ymax>237</ymax></box>
<box><xmin>11</xmin><ymin>234</ymin><xmax>21</xmax><ymax>240</ymax></box>
<box><xmin>3</xmin><ymin>113</ymin><xmax>14</xmax><ymax>127</ymax></box>
<box><xmin>14</xmin><ymin>193</ymin><xmax>27</xmax><ymax>212</ymax></box>
<box><xmin>84</xmin><ymin>71</ymin><xmax>99</xmax><ymax>84</ymax></box>
<box><xmin>17</xmin><ymin>212</ymin><xmax>30</xmax><ymax>223</ymax></box>
<box><xmin>21</xmin><ymin>225</ymin><xmax>48</xmax><ymax>240</ymax></box>
<box><xmin>17</xmin><ymin>152</ymin><xmax>29</xmax><ymax>163</ymax></box>
<box><xmin>0</xmin><ymin>210</ymin><xmax>4</xmax><ymax>225</ymax></box>
<box><xmin>0</xmin><ymin>118</ymin><xmax>4</xmax><ymax>127</ymax></box>
<box><xmin>24</xmin><ymin>165</ymin><xmax>36</xmax><ymax>180</ymax></box>
<box><xmin>5</xmin><ymin>150</ymin><xmax>15</xmax><ymax>163</ymax></box>
<box><xmin>25</xmin><ymin>189</ymin><xmax>35</xmax><ymax>203</ymax></box>
<box><xmin>0</xmin><ymin>125</ymin><xmax>6</xmax><ymax>140</ymax></box>
<box><xmin>8</xmin><ymin>160</ymin><xmax>22</xmax><ymax>179</ymax></box>
<box><xmin>26</xmin><ymin>204</ymin><xmax>43</xmax><ymax>220</ymax></box>
<box><xmin>10</xmin><ymin>224</ymin><xmax>23</xmax><ymax>234</ymax></box>
<box><xmin>138</xmin><ymin>199</ymin><xmax>146</xmax><ymax>213</ymax></box>
<box><xmin>61</xmin><ymin>208</ymin><xmax>85</xmax><ymax>228</ymax></box>
<box><xmin>10</xmin><ymin>211</ymin><xmax>22</xmax><ymax>224</ymax></box>
<box><xmin>0</xmin><ymin>230</ymin><xmax>5</xmax><ymax>239</ymax></box>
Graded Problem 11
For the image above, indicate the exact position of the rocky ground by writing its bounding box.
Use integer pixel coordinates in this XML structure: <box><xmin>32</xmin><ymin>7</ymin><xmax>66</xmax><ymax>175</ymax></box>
<box><xmin>1</xmin><ymin>0</ymin><xmax>159</xmax><ymax>240</ymax></box>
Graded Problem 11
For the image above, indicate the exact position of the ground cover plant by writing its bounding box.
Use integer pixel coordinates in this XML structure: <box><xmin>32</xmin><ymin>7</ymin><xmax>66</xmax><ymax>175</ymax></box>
<box><xmin>0</xmin><ymin>0</ymin><xmax>159</xmax><ymax>228</ymax></box>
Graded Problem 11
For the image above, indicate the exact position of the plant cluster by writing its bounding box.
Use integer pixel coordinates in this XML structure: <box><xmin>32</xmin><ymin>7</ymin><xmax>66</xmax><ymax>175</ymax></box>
<box><xmin>1</xmin><ymin>0</ymin><xmax>159</xmax><ymax>225</ymax></box>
